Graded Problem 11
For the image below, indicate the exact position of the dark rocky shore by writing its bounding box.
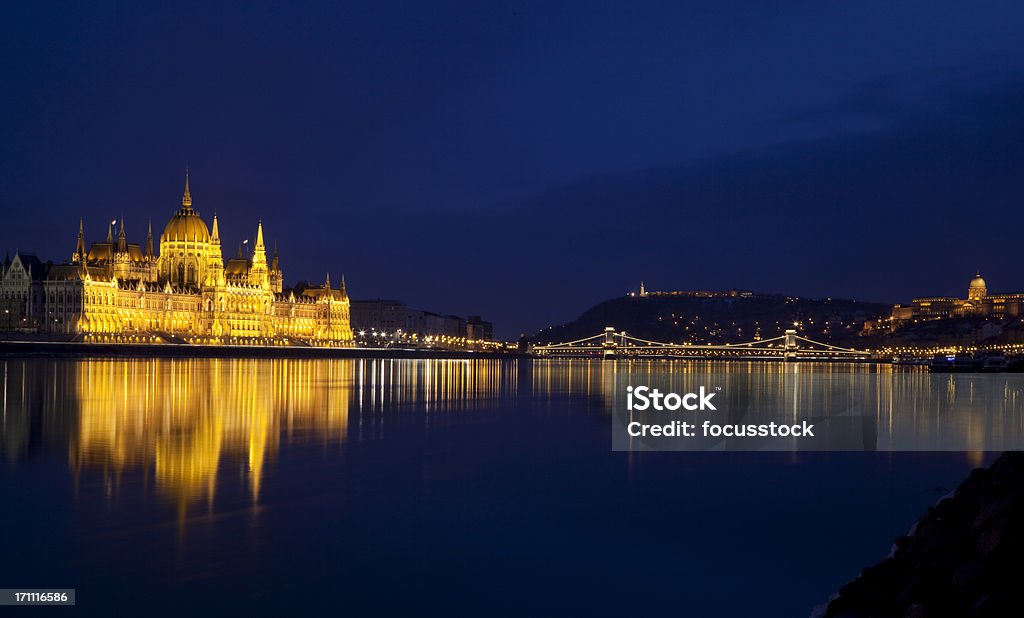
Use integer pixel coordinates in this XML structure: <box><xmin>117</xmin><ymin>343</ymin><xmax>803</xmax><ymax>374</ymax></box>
<box><xmin>819</xmin><ymin>451</ymin><xmax>1024</xmax><ymax>617</ymax></box>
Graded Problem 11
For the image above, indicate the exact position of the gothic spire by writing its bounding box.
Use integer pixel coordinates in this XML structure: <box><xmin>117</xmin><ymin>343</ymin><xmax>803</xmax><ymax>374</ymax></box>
<box><xmin>211</xmin><ymin>213</ymin><xmax>220</xmax><ymax>242</ymax></box>
<box><xmin>75</xmin><ymin>219</ymin><xmax>86</xmax><ymax>258</ymax></box>
<box><xmin>182</xmin><ymin>166</ymin><xmax>192</xmax><ymax>209</ymax></box>
<box><xmin>106</xmin><ymin>220</ymin><xmax>113</xmax><ymax>243</ymax></box>
<box><xmin>145</xmin><ymin>220</ymin><xmax>154</xmax><ymax>257</ymax></box>
<box><xmin>255</xmin><ymin>220</ymin><xmax>265</xmax><ymax>250</ymax></box>
<box><xmin>117</xmin><ymin>217</ymin><xmax>127</xmax><ymax>252</ymax></box>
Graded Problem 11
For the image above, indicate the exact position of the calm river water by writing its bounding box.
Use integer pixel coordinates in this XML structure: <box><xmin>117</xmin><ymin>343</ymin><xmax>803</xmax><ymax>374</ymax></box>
<box><xmin>0</xmin><ymin>358</ymin><xmax>1000</xmax><ymax>616</ymax></box>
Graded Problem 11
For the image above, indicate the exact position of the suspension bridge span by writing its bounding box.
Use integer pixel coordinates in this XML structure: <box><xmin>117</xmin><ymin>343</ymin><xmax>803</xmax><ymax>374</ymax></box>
<box><xmin>532</xmin><ymin>327</ymin><xmax>873</xmax><ymax>360</ymax></box>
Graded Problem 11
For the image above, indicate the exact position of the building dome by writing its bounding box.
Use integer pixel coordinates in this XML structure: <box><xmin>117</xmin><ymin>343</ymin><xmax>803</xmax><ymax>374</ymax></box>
<box><xmin>162</xmin><ymin>207</ymin><xmax>211</xmax><ymax>242</ymax></box>
<box><xmin>161</xmin><ymin>170</ymin><xmax>210</xmax><ymax>243</ymax></box>
<box><xmin>157</xmin><ymin>171</ymin><xmax>217</xmax><ymax>289</ymax></box>
<box><xmin>968</xmin><ymin>272</ymin><xmax>987</xmax><ymax>302</ymax></box>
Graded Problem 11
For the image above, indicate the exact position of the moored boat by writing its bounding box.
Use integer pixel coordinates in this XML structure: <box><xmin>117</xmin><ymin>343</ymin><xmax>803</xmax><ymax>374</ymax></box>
<box><xmin>951</xmin><ymin>352</ymin><xmax>976</xmax><ymax>372</ymax></box>
<box><xmin>892</xmin><ymin>353</ymin><xmax>928</xmax><ymax>366</ymax></box>
<box><xmin>978</xmin><ymin>351</ymin><xmax>1008</xmax><ymax>372</ymax></box>
<box><xmin>929</xmin><ymin>354</ymin><xmax>954</xmax><ymax>373</ymax></box>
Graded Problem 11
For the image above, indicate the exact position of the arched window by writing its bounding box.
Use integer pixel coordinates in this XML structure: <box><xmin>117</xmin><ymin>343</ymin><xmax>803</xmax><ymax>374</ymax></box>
<box><xmin>187</xmin><ymin>264</ymin><xmax>196</xmax><ymax>285</ymax></box>
<box><xmin>177</xmin><ymin>263</ymin><xmax>185</xmax><ymax>284</ymax></box>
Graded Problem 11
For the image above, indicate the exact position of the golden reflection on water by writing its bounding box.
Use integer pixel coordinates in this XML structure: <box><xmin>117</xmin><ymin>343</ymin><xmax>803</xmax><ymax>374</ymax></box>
<box><xmin>0</xmin><ymin>358</ymin><xmax>519</xmax><ymax>520</ymax></box>
<box><xmin>1</xmin><ymin>358</ymin><xmax>1020</xmax><ymax>519</ymax></box>
<box><xmin>72</xmin><ymin>359</ymin><xmax>356</xmax><ymax>519</ymax></box>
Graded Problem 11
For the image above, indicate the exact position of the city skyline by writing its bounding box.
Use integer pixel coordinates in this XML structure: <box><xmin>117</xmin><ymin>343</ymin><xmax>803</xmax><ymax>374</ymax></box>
<box><xmin>5</xmin><ymin>167</ymin><xmax>1021</xmax><ymax>336</ymax></box>
<box><xmin>4</xmin><ymin>222</ymin><xmax>1022</xmax><ymax>341</ymax></box>
<box><xmin>0</xmin><ymin>173</ymin><xmax>492</xmax><ymax>339</ymax></box>
<box><xmin>6</xmin><ymin>3</ymin><xmax>1024</xmax><ymax>337</ymax></box>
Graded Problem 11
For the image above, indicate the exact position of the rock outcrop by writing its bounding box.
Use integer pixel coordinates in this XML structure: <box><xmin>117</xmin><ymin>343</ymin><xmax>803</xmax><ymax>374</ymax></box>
<box><xmin>819</xmin><ymin>452</ymin><xmax>1024</xmax><ymax>617</ymax></box>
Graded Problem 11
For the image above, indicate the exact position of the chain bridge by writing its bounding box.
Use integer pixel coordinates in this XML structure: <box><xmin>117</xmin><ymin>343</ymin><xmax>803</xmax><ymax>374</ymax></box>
<box><xmin>532</xmin><ymin>327</ymin><xmax>873</xmax><ymax>360</ymax></box>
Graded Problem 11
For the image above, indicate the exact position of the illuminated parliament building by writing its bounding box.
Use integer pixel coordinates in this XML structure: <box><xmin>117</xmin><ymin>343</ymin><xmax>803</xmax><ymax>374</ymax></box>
<box><xmin>1</xmin><ymin>172</ymin><xmax>353</xmax><ymax>345</ymax></box>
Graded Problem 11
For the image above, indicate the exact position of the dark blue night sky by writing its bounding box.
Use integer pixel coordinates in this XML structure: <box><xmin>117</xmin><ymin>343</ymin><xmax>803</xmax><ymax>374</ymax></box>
<box><xmin>4</xmin><ymin>2</ymin><xmax>1024</xmax><ymax>336</ymax></box>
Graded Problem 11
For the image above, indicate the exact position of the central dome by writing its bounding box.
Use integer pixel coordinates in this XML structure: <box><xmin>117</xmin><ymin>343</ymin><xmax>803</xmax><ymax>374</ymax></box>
<box><xmin>163</xmin><ymin>207</ymin><xmax>211</xmax><ymax>243</ymax></box>
<box><xmin>970</xmin><ymin>274</ymin><xmax>986</xmax><ymax>289</ymax></box>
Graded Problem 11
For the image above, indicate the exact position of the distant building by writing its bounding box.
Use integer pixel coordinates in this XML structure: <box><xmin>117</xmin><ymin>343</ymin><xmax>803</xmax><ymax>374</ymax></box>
<box><xmin>467</xmin><ymin>315</ymin><xmax>493</xmax><ymax>341</ymax></box>
<box><xmin>890</xmin><ymin>273</ymin><xmax>1024</xmax><ymax>330</ymax></box>
<box><xmin>0</xmin><ymin>252</ymin><xmax>47</xmax><ymax>329</ymax></box>
<box><xmin>424</xmin><ymin>313</ymin><xmax>465</xmax><ymax>339</ymax></box>
<box><xmin>628</xmin><ymin>282</ymin><xmax>754</xmax><ymax>299</ymax></box>
<box><xmin>350</xmin><ymin>298</ymin><xmax>417</xmax><ymax>333</ymax></box>
<box><xmin>350</xmin><ymin>299</ymin><xmax>491</xmax><ymax>342</ymax></box>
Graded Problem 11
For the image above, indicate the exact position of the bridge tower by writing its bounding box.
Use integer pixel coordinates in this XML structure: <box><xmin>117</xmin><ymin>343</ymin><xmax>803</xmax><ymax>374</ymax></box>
<box><xmin>784</xmin><ymin>329</ymin><xmax>799</xmax><ymax>361</ymax></box>
<box><xmin>603</xmin><ymin>326</ymin><xmax>618</xmax><ymax>359</ymax></box>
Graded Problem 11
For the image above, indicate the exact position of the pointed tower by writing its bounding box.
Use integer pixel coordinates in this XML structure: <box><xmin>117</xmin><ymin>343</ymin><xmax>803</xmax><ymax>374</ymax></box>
<box><xmin>269</xmin><ymin>240</ymin><xmax>282</xmax><ymax>294</ymax></box>
<box><xmin>117</xmin><ymin>218</ymin><xmax>127</xmax><ymax>253</ymax></box>
<box><xmin>339</xmin><ymin>273</ymin><xmax>347</xmax><ymax>298</ymax></box>
<box><xmin>106</xmin><ymin>221</ymin><xmax>113</xmax><ymax>243</ymax></box>
<box><xmin>182</xmin><ymin>166</ymin><xmax>193</xmax><ymax>210</ymax></box>
<box><xmin>142</xmin><ymin>221</ymin><xmax>155</xmax><ymax>282</ymax></box>
<box><xmin>255</xmin><ymin>220</ymin><xmax>265</xmax><ymax>250</ymax></box>
<box><xmin>73</xmin><ymin>219</ymin><xmax>86</xmax><ymax>263</ymax></box>
<box><xmin>325</xmin><ymin>272</ymin><xmax>331</xmax><ymax>290</ymax></box>
<box><xmin>111</xmin><ymin>218</ymin><xmax>130</xmax><ymax>279</ymax></box>
<box><xmin>206</xmin><ymin>213</ymin><xmax>224</xmax><ymax>286</ymax></box>
<box><xmin>249</xmin><ymin>220</ymin><xmax>269</xmax><ymax>288</ymax></box>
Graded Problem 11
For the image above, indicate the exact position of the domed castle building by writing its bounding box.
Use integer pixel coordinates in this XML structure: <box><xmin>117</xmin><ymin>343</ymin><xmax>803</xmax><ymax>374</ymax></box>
<box><xmin>890</xmin><ymin>272</ymin><xmax>1024</xmax><ymax>329</ymax></box>
<box><xmin>968</xmin><ymin>273</ymin><xmax>988</xmax><ymax>303</ymax></box>
<box><xmin>41</xmin><ymin>171</ymin><xmax>353</xmax><ymax>344</ymax></box>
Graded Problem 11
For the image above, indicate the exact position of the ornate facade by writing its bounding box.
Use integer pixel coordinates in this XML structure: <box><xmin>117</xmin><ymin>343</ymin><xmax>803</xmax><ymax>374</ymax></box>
<box><xmin>0</xmin><ymin>252</ymin><xmax>46</xmax><ymax>329</ymax></box>
<box><xmin>40</xmin><ymin>172</ymin><xmax>353</xmax><ymax>345</ymax></box>
<box><xmin>890</xmin><ymin>273</ymin><xmax>1024</xmax><ymax>329</ymax></box>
